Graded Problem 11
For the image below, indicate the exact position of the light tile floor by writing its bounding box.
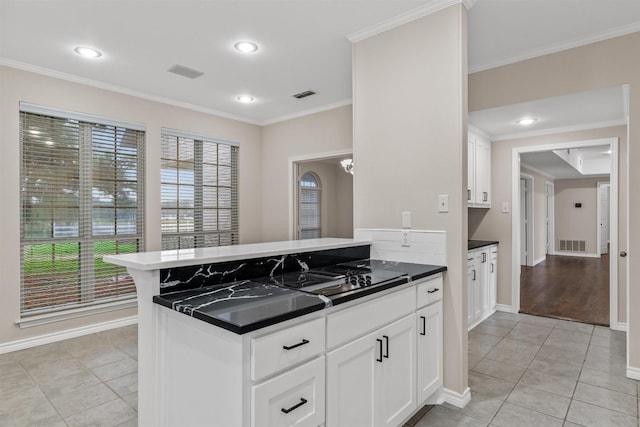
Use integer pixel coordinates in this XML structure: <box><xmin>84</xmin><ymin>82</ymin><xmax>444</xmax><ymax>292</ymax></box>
<box><xmin>409</xmin><ymin>312</ymin><xmax>639</xmax><ymax>427</ymax></box>
<box><xmin>0</xmin><ymin>325</ymin><xmax>138</xmax><ymax>427</ymax></box>
<box><xmin>1</xmin><ymin>313</ymin><xmax>637</xmax><ymax>427</ymax></box>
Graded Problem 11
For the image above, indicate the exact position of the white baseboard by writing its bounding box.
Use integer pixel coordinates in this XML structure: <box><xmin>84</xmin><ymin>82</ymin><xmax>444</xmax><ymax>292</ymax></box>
<box><xmin>495</xmin><ymin>304</ymin><xmax>517</xmax><ymax>313</ymax></box>
<box><xmin>553</xmin><ymin>252</ymin><xmax>599</xmax><ymax>258</ymax></box>
<box><xmin>0</xmin><ymin>315</ymin><xmax>138</xmax><ymax>355</ymax></box>
<box><xmin>439</xmin><ymin>387</ymin><xmax>471</xmax><ymax>408</ymax></box>
<box><xmin>533</xmin><ymin>256</ymin><xmax>546</xmax><ymax>266</ymax></box>
<box><xmin>611</xmin><ymin>322</ymin><xmax>627</xmax><ymax>332</ymax></box>
<box><xmin>626</xmin><ymin>365</ymin><xmax>640</xmax><ymax>380</ymax></box>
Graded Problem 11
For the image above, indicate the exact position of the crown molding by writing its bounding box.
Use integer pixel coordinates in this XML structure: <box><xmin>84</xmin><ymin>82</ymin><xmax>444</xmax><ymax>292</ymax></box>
<box><xmin>491</xmin><ymin>118</ymin><xmax>627</xmax><ymax>142</ymax></box>
<box><xmin>467</xmin><ymin>123</ymin><xmax>492</xmax><ymax>140</ymax></box>
<box><xmin>520</xmin><ymin>162</ymin><xmax>556</xmax><ymax>180</ymax></box>
<box><xmin>261</xmin><ymin>99</ymin><xmax>352</xmax><ymax>126</ymax></box>
<box><xmin>347</xmin><ymin>0</ymin><xmax>465</xmax><ymax>43</ymax></box>
<box><xmin>470</xmin><ymin>23</ymin><xmax>640</xmax><ymax>74</ymax></box>
<box><xmin>0</xmin><ymin>57</ymin><xmax>262</xmax><ymax>126</ymax></box>
<box><xmin>461</xmin><ymin>0</ymin><xmax>476</xmax><ymax>9</ymax></box>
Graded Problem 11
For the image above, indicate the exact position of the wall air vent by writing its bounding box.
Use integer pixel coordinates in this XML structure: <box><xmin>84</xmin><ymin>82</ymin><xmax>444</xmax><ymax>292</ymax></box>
<box><xmin>559</xmin><ymin>240</ymin><xmax>586</xmax><ymax>252</ymax></box>
<box><xmin>168</xmin><ymin>65</ymin><xmax>204</xmax><ymax>79</ymax></box>
<box><xmin>292</xmin><ymin>90</ymin><xmax>316</xmax><ymax>99</ymax></box>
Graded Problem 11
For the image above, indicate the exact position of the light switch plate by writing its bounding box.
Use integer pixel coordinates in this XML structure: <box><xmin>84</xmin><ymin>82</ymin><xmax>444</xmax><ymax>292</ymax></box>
<box><xmin>402</xmin><ymin>211</ymin><xmax>411</xmax><ymax>228</ymax></box>
<box><xmin>438</xmin><ymin>195</ymin><xmax>449</xmax><ymax>213</ymax></box>
<box><xmin>502</xmin><ymin>202</ymin><xmax>510</xmax><ymax>213</ymax></box>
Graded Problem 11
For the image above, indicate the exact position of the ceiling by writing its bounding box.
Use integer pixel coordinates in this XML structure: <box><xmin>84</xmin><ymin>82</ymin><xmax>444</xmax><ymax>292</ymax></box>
<box><xmin>520</xmin><ymin>145</ymin><xmax>611</xmax><ymax>180</ymax></box>
<box><xmin>1</xmin><ymin>0</ymin><xmax>640</xmax><ymax>125</ymax></box>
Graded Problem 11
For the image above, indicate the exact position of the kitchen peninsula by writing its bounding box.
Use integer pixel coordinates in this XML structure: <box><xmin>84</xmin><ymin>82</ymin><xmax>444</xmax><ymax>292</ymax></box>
<box><xmin>105</xmin><ymin>238</ymin><xmax>446</xmax><ymax>427</ymax></box>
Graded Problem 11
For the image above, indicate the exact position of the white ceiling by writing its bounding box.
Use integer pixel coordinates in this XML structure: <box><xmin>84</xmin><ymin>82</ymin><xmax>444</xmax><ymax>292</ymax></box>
<box><xmin>1</xmin><ymin>0</ymin><xmax>640</xmax><ymax>125</ymax></box>
<box><xmin>521</xmin><ymin>145</ymin><xmax>611</xmax><ymax>180</ymax></box>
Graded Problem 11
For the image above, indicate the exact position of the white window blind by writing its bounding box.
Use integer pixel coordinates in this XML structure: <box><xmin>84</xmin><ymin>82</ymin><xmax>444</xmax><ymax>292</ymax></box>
<box><xmin>20</xmin><ymin>110</ymin><xmax>145</xmax><ymax>316</ymax></box>
<box><xmin>161</xmin><ymin>130</ymin><xmax>239</xmax><ymax>249</ymax></box>
<box><xmin>298</xmin><ymin>172</ymin><xmax>321</xmax><ymax>239</ymax></box>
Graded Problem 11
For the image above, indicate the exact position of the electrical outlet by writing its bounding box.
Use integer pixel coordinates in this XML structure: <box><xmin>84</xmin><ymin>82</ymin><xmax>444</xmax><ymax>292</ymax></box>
<box><xmin>402</xmin><ymin>211</ymin><xmax>411</xmax><ymax>228</ymax></box>
<box><xmin>438</xmin><ymin>195</ymin><xmax>449</xmax><ymax>213</ymax></box>
<box><xmin>402</xmin><ymin>231</ymin><xmax>410</xmax><ymax>247</ymax></box>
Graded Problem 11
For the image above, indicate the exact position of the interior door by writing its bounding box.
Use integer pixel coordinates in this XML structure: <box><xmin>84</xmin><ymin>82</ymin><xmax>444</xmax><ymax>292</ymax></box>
<box><xmin>545</xmin><ymin>183</ymin><xmax>554</xmax><ymax>255</ymax></box>
<box><xmin>520</xmin><ymin>178</ymin><xmax>528</xmax><ymax>266</ymax></box>
<box><xmin>600</xmin><ymin>183</ymin><xmax>610</xmax><ymax>254</ymax></box>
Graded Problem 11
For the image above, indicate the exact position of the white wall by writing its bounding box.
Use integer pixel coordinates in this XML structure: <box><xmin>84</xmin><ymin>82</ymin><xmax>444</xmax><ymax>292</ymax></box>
<box><xmin>0</xmin><ymin>65</ymin><xmax>263</xmax><ymax>346</ymax></box>
<box><xmin>554</xmin><ymin>178</ymin><xmax>600</xmax><ymax>254</ymax></box>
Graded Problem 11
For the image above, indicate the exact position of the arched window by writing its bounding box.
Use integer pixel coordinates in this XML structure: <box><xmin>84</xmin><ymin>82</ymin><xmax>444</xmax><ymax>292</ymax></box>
<box><xmin>298</xmin><ymin>172</ymin><xmax>321</xmax><ymax>239</ymax></box>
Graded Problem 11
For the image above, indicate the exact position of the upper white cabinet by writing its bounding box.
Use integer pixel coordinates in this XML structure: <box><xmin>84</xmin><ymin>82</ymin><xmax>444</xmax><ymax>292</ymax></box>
<box><xmin>468</xmin><ymin>128</ymin><xmax>491</xmax><ymax>208</ymax></box>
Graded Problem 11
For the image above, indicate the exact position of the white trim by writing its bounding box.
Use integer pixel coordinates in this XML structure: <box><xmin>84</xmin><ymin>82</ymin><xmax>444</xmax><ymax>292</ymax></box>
<box><xmin>533</xmin><ymin>256</ymin><xmax>546</xmax><ymax>266</ymax></box>
<box><xmin>491</xmin><ymin>118</ymin><xmax>627</xmax><ymax>142</ymax></box>
<box><xmin>612</xmin><ymin>322</ymin><xmax>627</xmax><ymax>332</ymax></box>
<box><xmin>161</xmin><ymin>127</ymin><xmax>239</xmax><ymax>147</ymax></box>
<box><xmin>16</xmin><ymin>299</ymin><xmax>138</xmax><ymax>328</ymax></box>
<box><xmin>2</xmin><ymin>315</ymin><xmax>137</xmax><ymax>355</ymax></box>
<box><xmin>495</xmin><ymin>303</ymin><xmax>517</xmax><ymax>313</ymax></box>
<box><xmin>439</xmin><ymin>387</ymin><xmax>471</xmax><ymax>408</ymax></box>
<box><xmin>469</xmin><ymin>22</ymin><xmax>640</xmax><ymax>74</ymax></box>
<box><xmin>520</xmin><ymin>173</ymin><xmax>534</xmax><ymax>267</ymax></box>
<box><xmin>467</xmin><ymin>123</ymin><xmax>492</xmax><ymax>141</ymax></box>
<box><xmin>626</xmin><ymin>365</ymin><xmax>640</xmax><ymax>381</ymax></box>
<box><xmin>288</xmin><ymin>149</ymin><xmax>353</xmax><ymax>240</ymax></box>
<box><xmin>347</xmin><ymin>0</ymin><xmax>465</xmax><ymax>43</ymax></box>
<box><xmin>552</xmin><ymin>251</ymin><xmax>600</xmax><ymax>258</ymax></box>
<box><xmin>545</xmin><ymin>181</ymin><xmax>555</xmax><ymax>255</ymax></box>
<box><xmin>20</xmin><ymin>101</ymin><xmax>146</xmax><ymax>131</ymax></box>
<box><xmin>512</xmin><ymin>138</ymin><xmax>619</xmax><ymax>316</ymax></box>
<box><xmin>624</xmin><ymin>84</ymin><xmax>630</xmax><ymax>368</ymax></box>
<box><xmin>520</xmin><ymin>162</ymin><xmax>555</xmax><ymax>180</ymax></box>
<box><xmin>2</xmin><ymin>58</ymin><xmax>261</xmax><ymax>126</ymax></box>
<box><xmin>596</xmin><ymin>181</ymin><xmax>611</xmax><ymax>256</ymax></box>
<box><xmin>261</xmin><ymin>99</ymin><xmax>352</xmax><ymax>126</ymax></box>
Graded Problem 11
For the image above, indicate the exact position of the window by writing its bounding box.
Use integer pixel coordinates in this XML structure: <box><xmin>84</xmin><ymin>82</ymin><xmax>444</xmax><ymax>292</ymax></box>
<box><xmin>20</xmin><ymin>106</ymin><xmax>145</xmax><ymax>316</ymax></box>
<box><xmin>161</xmin><ymin>130</ymin><xmax>239</xmax><ymax>249</ymax></box>
<box><xmin>298</xmin><ymin>172</ymin><xmax>321</xmax><ymax>239</ymax></box>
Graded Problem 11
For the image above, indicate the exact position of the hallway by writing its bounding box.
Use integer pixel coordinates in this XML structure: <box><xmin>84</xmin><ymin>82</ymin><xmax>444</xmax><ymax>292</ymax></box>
<box><xmin>520</xmin><ymin>254</ymin><xmax>610</xmax><ymax>326</ymax></box>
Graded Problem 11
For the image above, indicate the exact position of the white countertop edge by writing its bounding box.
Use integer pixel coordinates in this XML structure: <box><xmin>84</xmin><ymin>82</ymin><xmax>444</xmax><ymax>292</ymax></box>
<box><xmin>103</xmin><ymin>238</ymin><xmax>372</xmax><ymax>271</ymax></box>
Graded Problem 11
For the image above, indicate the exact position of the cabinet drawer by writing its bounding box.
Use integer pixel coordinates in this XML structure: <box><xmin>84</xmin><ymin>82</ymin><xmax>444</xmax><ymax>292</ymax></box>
<box><xmin>252</xmin><ymin>357</ymin><xmax>325</xmax><ymax>427</ymax></box>
<box><xmin>416</xmin><ymin>275</ymin><xmax>443</xmax><ymax>308</ymax></box>
<box><xmin>327</xmin><ymin>287</ymin><xmax>414</xmax><ymax>349</ymax></box>
<box><xmin>252</xmin><ymin>317</ymin><xmax>325</xmax><ymax>381</ymax></box>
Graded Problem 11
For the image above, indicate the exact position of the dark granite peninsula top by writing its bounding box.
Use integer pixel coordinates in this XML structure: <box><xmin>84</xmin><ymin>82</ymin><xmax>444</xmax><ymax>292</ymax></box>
<box><xmin>468</xmin><ymin>240</ymin><xmax>499</xmax><ymax>250</ymax></box>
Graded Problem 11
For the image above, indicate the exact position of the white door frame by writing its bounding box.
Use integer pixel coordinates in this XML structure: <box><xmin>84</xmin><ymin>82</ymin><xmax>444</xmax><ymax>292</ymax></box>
<box><xmin>545</xmin><ymin>181</ymin><xmax>555</xmax><ymax>255</ymax></box>
<box><xmin>520</xmin><ymin>173</ymin><xmax>534</xmax><ymax>266</ymax></box>
<box><xmin>511</xmin><ymin>137</ymin><xmax>620</xmax><ymax>329</ymax></box>
<box><xmin>288</xmin><ymin>149</ymin><xmax>353</xmax><ymax>240</ymax></box>
<box><xmin>597</xmin><ymin>181</ymin><xmax>611</xmax><ymax>256</ymax></box>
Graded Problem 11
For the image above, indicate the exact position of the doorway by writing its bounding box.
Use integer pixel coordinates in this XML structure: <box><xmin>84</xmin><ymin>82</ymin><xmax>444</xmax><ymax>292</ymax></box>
<box><xmin>597</xmin><ymin>182</ymin><xmax>611</xmax><ymax>255</ymax></box>
<box><xmin>512</xmin><ymin>138</ymin><xmax>620</xmax><ymax>328</ymax></box>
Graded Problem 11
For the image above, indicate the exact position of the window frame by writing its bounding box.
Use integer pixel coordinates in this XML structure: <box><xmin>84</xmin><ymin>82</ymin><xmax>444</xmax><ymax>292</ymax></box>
<box><xmin>297</xmin><ymin>171</ymin><xmax>322</xmax><ymax>239</ymax></box>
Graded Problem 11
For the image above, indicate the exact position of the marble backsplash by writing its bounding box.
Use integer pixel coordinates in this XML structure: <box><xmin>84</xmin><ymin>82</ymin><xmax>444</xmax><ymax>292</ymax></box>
<box><xmin>159</xmin><ymin>245</ymin><xmax>370</xmax><ymax>294</ymax></box>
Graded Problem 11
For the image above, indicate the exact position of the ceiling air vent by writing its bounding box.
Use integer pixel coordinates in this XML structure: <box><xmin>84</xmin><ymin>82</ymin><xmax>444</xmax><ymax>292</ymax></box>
<box><xmin>168</xmin><ymin>64</ymin><xmax>204</xmax><ymax>79</ymax></box>
<box><xmin>292</xmin><ymin>90</ymin><xmax>316</xmax><ymax>99</ymax></box>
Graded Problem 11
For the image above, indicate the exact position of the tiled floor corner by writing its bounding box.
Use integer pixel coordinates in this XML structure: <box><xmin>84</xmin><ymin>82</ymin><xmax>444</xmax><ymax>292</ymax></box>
<box><xmin>0</xmin><ymin>325</ymin><xmax>138</xmax><ymax>427</ymax></box>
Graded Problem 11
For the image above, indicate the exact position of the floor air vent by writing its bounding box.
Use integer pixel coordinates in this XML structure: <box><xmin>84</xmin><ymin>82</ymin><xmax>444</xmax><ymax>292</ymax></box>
<box><xmin>559</xmin><ymin>240</ymin><xmax>586</xmax><ymax>252</ymax></box>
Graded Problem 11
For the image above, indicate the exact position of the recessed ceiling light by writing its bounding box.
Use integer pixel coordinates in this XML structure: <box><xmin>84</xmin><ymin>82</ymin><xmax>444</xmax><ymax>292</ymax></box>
<box><xmin>236</xmin><ymin>95</ymin><xmax>255</xmax><ymax>103</ymax></box>
<box><xmin>74</xmin><ymin>46</ymin><xmax>102</xmax><ymax>58</ymax></box>
<box><xmin>516</xmin><ymin>117</ymin><xmax>537</xmax><ymax>126</ymax></box>
<box><xmin>234</xmin><ymin>41</ymin><xmax>259</xmax><ymax>53</ymax></box>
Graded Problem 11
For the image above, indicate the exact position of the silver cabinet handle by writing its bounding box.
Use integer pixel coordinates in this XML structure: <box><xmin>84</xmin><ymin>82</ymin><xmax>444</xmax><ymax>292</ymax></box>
<box><xmin>483</xmin><ymin>192</ymin><xmax>488</xmax><ymax>202</ymax></box>
<box><xmin>468</xmin><ymin>189</ymin><xmax>471</xmax><ymax>201</ymax></box>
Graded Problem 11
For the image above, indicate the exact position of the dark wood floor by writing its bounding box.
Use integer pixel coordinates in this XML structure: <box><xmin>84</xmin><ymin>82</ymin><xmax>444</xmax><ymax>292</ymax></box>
<box><xmin>520</xmin><ymin>254</ymin><xmax>609</xmax><ymax>326</ymax></box>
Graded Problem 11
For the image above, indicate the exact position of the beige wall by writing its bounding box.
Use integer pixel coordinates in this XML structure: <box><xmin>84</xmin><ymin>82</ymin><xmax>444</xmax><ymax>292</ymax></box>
<box><xmin>261</xmin><ymin>106</ymin><xmax>353</xmax><ymax>242</ymax></box>
<box><xmin>298</xmin><ymin>161</ymin><xmax>353</xmax><ymax>238</ymax></box>
<box><xmin>521</xmin><ymin>166</ymin><xmax>553</xmax><ymax>263</ymax></box>
<box><xmin>469</xmin><ymin>126</ymin><xmax>627</xmax><ymax>323</ymax></box>
<box><xmin>554</xmin><ymin>178</ymin><xmax>600</xmax><ymax>254</ymax></box>
<box><xmin>353</xmin><ymin>5</ymin><xmax>468</xmax><ymax>394</ymax></box>
<box><xmin>0</xmin><ymin>65</ymin><xmax>263</xmax><ymax>345</ymax></box>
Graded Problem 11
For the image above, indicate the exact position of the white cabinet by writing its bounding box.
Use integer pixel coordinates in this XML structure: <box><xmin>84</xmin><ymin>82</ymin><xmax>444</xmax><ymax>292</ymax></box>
<box><xmin>416</xmin><ymin>302</ymin><xmax>442</xmax><ymax>403</ymax></box>
<box><xmin>326</xmin><ymin>315</ymin><xmax>416</xmax><ymax>427</ymax></box>
<box><xmin>468</xmin><ymin>244</ymin><xmax>497</xmax><ymax>330</ymax></box>
<box><xmin>468</xmin><ymin>129</ymin><xmax>491</xmax><ymax>208</ymax></box>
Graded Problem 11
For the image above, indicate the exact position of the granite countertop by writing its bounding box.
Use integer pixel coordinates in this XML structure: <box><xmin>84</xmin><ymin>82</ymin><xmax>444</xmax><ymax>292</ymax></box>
<box><xmin>468</xmin><ymin>240</ymin><xmax>499</xmax><ymax>250</ymax></box>
<box><xmin>153</xmin><ymin>260</ymin><xmax>446</xmax><ymax>334</ymax></box>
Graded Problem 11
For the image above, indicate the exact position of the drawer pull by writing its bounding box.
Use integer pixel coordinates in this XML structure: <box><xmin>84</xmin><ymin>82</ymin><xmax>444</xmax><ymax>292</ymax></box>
<box><xmin>376</xmin><ymin>338</ymin><xmax>383</xmax><ymax>362</ymax></box>
<box><xmin>420</xmin><ymin>316</ymin><xmax>426</xmax><ymax>336</ymax></box>
<box><xmin>282</xmin><ymin>339</ymin><xmax>309</xmax><ymax>351</ymax></box>
<box><xmin>281</xmin><ymin>397</ymin><xmax>308</xmax><ymax>414</ymax></box>
<box><xmin>383</xmin><ymin>335</ymin><xmax>389</xmax><ymax>359</ymax></box>
<box><xmin>427</xmin><ymin>288</ymin><xmax>439</xmax><ymax>294</ymax></box>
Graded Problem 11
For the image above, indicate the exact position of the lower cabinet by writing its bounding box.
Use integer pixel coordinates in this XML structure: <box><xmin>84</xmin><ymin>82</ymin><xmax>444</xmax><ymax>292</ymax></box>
<box><xmin>326</xmin><ymin>314</ymin><xmax>416</xmax><ymax>427</ymax></box>
<box><xmin>416</xmin><ymin>302</ymin><xmax>442</xmax><ymax>403</ymax></box>
<box><xmin>468</xmin><ymin>244</ymin><xmax>497</xmax><ymax>330</ymax></box>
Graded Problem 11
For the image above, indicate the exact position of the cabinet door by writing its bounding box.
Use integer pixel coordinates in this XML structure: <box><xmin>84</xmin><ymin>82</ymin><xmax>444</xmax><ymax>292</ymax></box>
<box><xmin>376</xmin><ymin>315</ymin><xmax>417</xmax><ymax>427</ymax></box>
<box><xmin>467</xmin><ymin>256</ymin><xmax>475</xmax><ymax>328</ymax></box>
<box><xmin>326</xmin><ymin>330</ymin><xmax>378</xmax><ymax>427</ymax></box>
<box><xmin>473</xmin><ymin>251</ymin><xmax>484</xmax><ymax>323</ymax></box>
<box><xmin>477</xmin><ymin>251</ymin><xmax>489</xmax><ymax>316</ymax></box>
<box><xmin>467</xmin><ymin>136</ymin><xmax>476</xmax><ymax>205</ymax></box>
<box><xmin>488</xmin><ymin>247</ymin><xmax>498</xmax><ymax>313</ymax></box>
<box><xmin>416</xmin><ymin>303</ymin><xmax>442</xmax><ymax>404</ymax></box>
<box><xmin>475</xmin><ymin>136</ymin><xmax>491</xmax><ymax>206</ymax></box>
